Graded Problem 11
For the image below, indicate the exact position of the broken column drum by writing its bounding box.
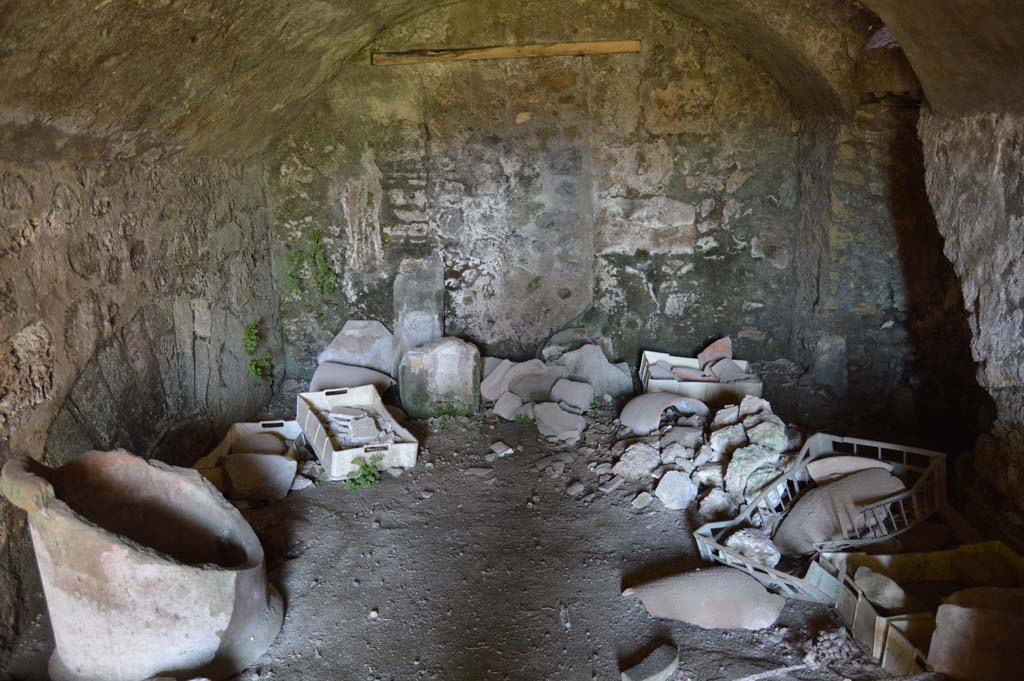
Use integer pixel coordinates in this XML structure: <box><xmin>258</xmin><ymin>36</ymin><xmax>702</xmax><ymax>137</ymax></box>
<box><xmin>0</xmin><ymin>450</ymin><xmax>284</xmax><ymax>681</ymax></box>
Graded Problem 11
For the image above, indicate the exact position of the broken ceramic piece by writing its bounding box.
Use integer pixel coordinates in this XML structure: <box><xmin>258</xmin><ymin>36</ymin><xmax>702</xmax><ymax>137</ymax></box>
<box><xmin>310</xmin><ymin>362</ymin><xmax>396</xmax><ymax>394</ymax></box>
<box><xmin>624</xmin><ymin>566</ymin><xmax>783</xmax><ymax>630</ymax></box>
<box><xmin>696</xmin><ymin>337</ymin><xmax>732</xmax><ymax>370</ymax></box>
<box><xmin>671</xmin><ymin>366</ymin><xmax>718</xmax><ymax>382</ymax></box>
<box><xmin>318</xmin><ymin>320</ymin><xmax>394</xmax><ymax>376</ymax></box>
<box><xmin>620</xmin><ymin>392</ymin><xmax>709</xmax><ymax>436</ymax></box>
<box><xmin>621</xmin><ymin>644</ymin><xmax>678</xmax><ymax>681</ymax></box>
<box><xmin>708</xmin><ymin>358</ymin><xmax>755</xmax><ymax>383</ymax></box>
<box><xmin>854</xmin><ymin>566</ymin><xmax>917</xmax><ymax>613</ymax></box>
<box><xmin>647</xmin><ymin>360</ymin><xmax>676</xmax><ymax>380</ymax></box>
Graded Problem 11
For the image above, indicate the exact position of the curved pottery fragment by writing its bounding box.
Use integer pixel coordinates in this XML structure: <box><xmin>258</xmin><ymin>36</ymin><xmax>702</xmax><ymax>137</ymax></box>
<box><xmin>0</xmin><ymin>450</ymin><xmax>283</xmax><ymax>681</ymax></box>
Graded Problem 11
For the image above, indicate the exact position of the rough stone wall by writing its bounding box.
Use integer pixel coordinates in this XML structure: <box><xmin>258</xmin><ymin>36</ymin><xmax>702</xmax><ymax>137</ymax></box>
<box><xmin>0</xmin><ymin>140</ymin><xmax>279</xmax><ymax>652</ymax></box>
<box><xmin>919</xmin><ymin>110</ymin><xmax>1024</xmax><ymax>546</ymax></box>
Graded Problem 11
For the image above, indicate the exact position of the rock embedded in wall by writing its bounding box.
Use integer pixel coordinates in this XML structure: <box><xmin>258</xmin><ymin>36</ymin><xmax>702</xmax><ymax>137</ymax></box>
<box><xmin>0</xmin><ymin>322</ymin><xmax>53</xmax><ymax>430</ymax></box>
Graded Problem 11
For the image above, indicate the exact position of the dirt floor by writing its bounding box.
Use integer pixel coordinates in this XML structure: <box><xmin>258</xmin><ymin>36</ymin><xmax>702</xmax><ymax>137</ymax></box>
<box><xmin>6</xmin><ymin>402</ymin><xmax>936</xmax><ymax>681</ymax></box>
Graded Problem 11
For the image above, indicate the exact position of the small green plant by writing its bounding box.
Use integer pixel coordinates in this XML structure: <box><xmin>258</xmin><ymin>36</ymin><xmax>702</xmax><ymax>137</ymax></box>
<box><xmin>242</xmin><ymin>320</ymin><xmax>260</xmax><ymax>355</ymax></box>
<box><xmin>247</xmin><ymin>352</ymin><xmax>272</xmax><ymax>386</ymax></box>
<box><xmin>589</xmin><ymin>398</ymin><xmax>602</xmax><ymax>411</ymax></box>
<box><xmin>283</xmin><ymin>251</ymin><xmax>304</xmax><ymax>294</ymax></box>
<box><xmin>466</xmin><ymin>420</ymin><xmax>482</xmax><ymax>434</ymax></box>
<box><xmin>515</xmin><ymin>413</ymin><xmax>532</xmax><ymax>423</ymax></box>
<box><xmin>345</xmin><ymin>456</ymin><xmax>383</xmax><ymax>491</ymax></box>
<box><xmin>527</xmin><ymin>276</ymin><xmax>543</xmax><ymax>293</ymax></box>
<box><xmin>283</xmin><ymin>228</ymin><xmax>338</xmax><ymax>296</ymax></box>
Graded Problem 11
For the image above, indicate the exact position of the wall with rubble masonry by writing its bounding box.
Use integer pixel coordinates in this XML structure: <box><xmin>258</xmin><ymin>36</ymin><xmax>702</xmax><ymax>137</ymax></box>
<box><xmin>0</xmin><ymin>142</ymin><xmax>280</xmax><ymax>649</ymax></box>
<box><xmin>268</xmin><ymin>0</ymin><xmax>984</xmax><ymax>446</ymax></box>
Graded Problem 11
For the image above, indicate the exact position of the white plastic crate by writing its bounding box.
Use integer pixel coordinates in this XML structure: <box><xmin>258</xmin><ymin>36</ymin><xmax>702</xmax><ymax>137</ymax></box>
<box><xmin>693</xmin><ymin>433</ymin><xmax>946</xmax><ymax>602</ymax></box>
<box><xmin>194</xmin><ymin>419</ymin><xmax>304</xmax><ymax>470</ymax></box>
<box><xmin>639</xmin><ymin>350</ymin><xmax>763</xmax><ymax>405</ymax></box>
<box><xmin>297</xmin><ymin>385</ymin><xmax>418</xmax><ymax>481</ymax></box>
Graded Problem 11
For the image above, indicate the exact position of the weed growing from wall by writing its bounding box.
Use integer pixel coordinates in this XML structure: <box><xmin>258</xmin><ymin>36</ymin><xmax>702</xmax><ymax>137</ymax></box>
<box><xmin>242</xmin><ymin>317</ymin><xmax>272</xmax><ymax>386</ymax></box>
<box><xmin>284</xmin><ymin>228</ymin><xmax>338</xmax><ymax>297</ymax></box>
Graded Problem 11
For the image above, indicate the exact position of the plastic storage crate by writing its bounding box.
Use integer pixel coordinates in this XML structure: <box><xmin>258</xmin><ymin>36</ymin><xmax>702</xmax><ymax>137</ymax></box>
<box><xmin>194</xmin><ymin>419</ymin><xmax>304</xmax><ymax>470</ymax></box>
<box><xmin>639</xmin><ymin>350</ymin><xmax>763</xmax><ymax>405</ymax></box>
<box><xmin>693</xmin><ymin>433</ymin><xmax>946</xmax><ymax>602</ymax></box>
<box><xmin>825</xmin><ymin>542</ymin><xmax>1024</xmax><ymax>676</ymax></box>
<box><xmin>297</xmin><ymin>385</ymin><xmax>418</xmax><ymax>481</ymax></box>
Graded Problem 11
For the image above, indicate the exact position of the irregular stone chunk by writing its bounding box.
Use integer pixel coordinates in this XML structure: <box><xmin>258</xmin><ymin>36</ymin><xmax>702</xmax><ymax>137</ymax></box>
<box><xmin>612</xmin><ymin>443</ymin><xmax>661</xmax><ymax>480</ymax></box>
<box><xmin>535</xmin><ymin>402</ymin><xmax>585</xmax><ymax>441</ymax></box>
<box><xmin>774</xmin><ymin>469</ymin><xmax>907</xmax><ymax>555</ymax></box>
<box><xmin>660</xmin><ymin>426</ymin><xmax>703</xmax><ymax>449</ymax></box>
<box><xmin>738</xmin><ymin>395</ymin><xmax>772</xmax><ymax>419</ymax></box>
<box><xmin>632</xmin><ymin>491</ymin><xmax>654</xmax><ymax>509</ymax></box>
<box><xmin>692</xmin><ymin>463</ymin><xmax>725</xmax><ymax>489</ymax></box>
<box><xmin>550</xmin><ymin>379</ymin><xmax>594</xmax><ymax>412</ymax></box>
<box><xmin>725</xmin><ymin>529</ymin><xmax>781</xmax><ymax>568</ymax></box>
<box><xmin>746</xmin><ymin>416</ymin><xmax>788</xmax><ymax>453</ymax></box>
<box><xmin>807</xmin><ymin>455</ymin><xmax>894</xmax><ymax>484</ymax></box>
<box><xmin>555</xmin><ymin>344</ymin><xmax>632</xmax><ymax>398</ymax></box>
<box><xmin>480</xmin><ymin>358</ymin><xmax>514</xmax><ymax>401</ymax></box>
<box><xmin>697</xmin><ymin>336</ymin><xmax>732</xmax><ymax>370</ymax></box>
<box><xmin>621</xmin><ymin>644</ymin><xmax>678</xmax><ymax>681</ymax></box>
<box><xmin>854</xmin><ymin>567</ymin><xmax>916</xmax><ymax>613</ymax></box>
<box><xmin>318</xmin><ymin>320</ymin><xmax>394</xmax><ymax>375</ymax></box>
<box><xmin>698</xmin><ymin>488</ymin><xmax>738</xmax><ymax>521</ymax></box>
<box><xmin>310</xmin><ymin>362</ymin><xmax>396</xmax><ymax>393</ymax></box>
<box><xmin>655</xmin><ymin>471</ymin><xmax>698</xmax><ymax>510</ymax></box>
<box><xmin>510</xmin><ymin>366</ymin><xmax>569</xmax><ymax>402</ymax></box>
<box><xmin>621</xmin><ymin>392</ymin><xmax>709</xmax><ymax>436</ymax></box>
<box><xmin>398</xmin><ymin>338</ymin><xmax>481</xmax><ymax>419</ymax></box>
<box><xmin>710</xmin><ymin>405</ymin><xmax>740</xmax><ymax>430</ymax></box>
<box><xmin>493</xmin><ymin>392</ymin><xmax>523</xmax><ymax>421</ymax></box>
<box><xmin>0</xmin><ymin>321</ymin><xmax>53</xmax><ymax>430</ymax></box>
<box><xmin>224</xmin><ymin>453</ymin><xmax>297</xmax><ymax>502</ymax></box>
<box><xmin>625</xmin><ymin>567</ymin><xmax>784</xmax><ymax>630</ymax></box>
<box><xmin>743</xmin><ymin>464</ymin><xmax>782</xmax><ymax>500</ymax></box>
<box><xmin>928</xmin><ymin>587</ymin><xmax>1024</xmax><ymax>681</ymax></box>
<box><xmin>660</xmin><ymin>442</ymin><xmax>694</xmax><ymax>467</ymax></box>
<box><xmin>709</xmin><ymin>424</ymin><xmax>748</xmax><ymax>458</ymax></box>
<box><xmin>392</xmin><ymin>256</ymin><xmax>445</xmax><ymax>375</ymax></box>
<box><xmin>497</xmin><ymin>359</ymin><xmax>548</xmax><ymax>396</ymax></box>
<box><xmin>724</xmin><ymin>445</ymin><xmax>779</xmax><ymax>498</ymax></box>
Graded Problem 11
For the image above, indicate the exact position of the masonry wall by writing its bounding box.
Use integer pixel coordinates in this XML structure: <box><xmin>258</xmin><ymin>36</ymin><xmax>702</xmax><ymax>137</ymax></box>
<box><xmin>0</xmin><ymin>139</ymin><xmax>280</xmax><ymax>650</ymax></box>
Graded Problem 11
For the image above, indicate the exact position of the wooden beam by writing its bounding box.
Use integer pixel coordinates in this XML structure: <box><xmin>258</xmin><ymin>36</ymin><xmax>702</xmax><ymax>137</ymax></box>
<box><xmin>371</xmin><ymin>39</ymin><xmax>642</xmax><ymax>66</ymax></box>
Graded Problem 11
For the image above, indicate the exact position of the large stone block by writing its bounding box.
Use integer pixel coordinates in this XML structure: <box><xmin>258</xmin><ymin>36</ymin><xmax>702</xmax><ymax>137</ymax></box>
<box><xmin>318</xmin><ymin>320</ymin><xmax>394</xmax><ymax>376</ymax></box>
<box><xmin>398</xmin><ymin>338</ymin><xmax>481</xmax><ymax>419</ymax></box>
<box><xmin>392</xmin><ymin>256</ymin><xmax>445</xmax><ymax>376</ymax></box>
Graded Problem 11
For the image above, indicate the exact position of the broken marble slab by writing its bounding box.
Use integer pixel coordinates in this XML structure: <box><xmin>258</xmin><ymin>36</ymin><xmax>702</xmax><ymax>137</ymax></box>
<box><xmin>620</xmin><ymin>392</ymin><xmax>709</xmax><ymax>436</ymax></box>
<box><xmin>621</xmin><ymin>644</ymin><xmax>678</xmax><ymax>681</ymax></box>
<box><xmin>555</xmin><ymin>344</ymin><xmax>633</xmax><ymax>398</ymax></box>
<box><xmin>725</xmin><ymin>529</ymin><xmax>781</xmax><ymax>568</ymax></box>
<box><xmin>230</xmin><ymin>433</ymin><xmax>287</xmax><ymax>456</ymax></box>
<box><xmin>698</xmin><ymin>488</ymin><xmax>738</xmax><ymax>521</ymax></box>
<box><xmin>696</xmin><ymin>336</ymin><xmax>732</xmax><ymax>370</ymax></box>
<box><xmin>318</xmin><ymin>320</ymin><xmax>394</xmax><ymax>376</ymax></box>
<box><xmin>655</xmin><ymin>470</ymin><xmax>698</xmax><ymax>510</ymax></box>
<box><xmin>310</xmin><ymin>362</ymin><xmax>397</xmax><ymax>394</ymax></box>
<box><xmin>624</xmin><ymin>566</ymin><xmax>784</xmax><ymax>629</ymax></box>
<box><xmin>928</xmin><ymin>587</ymin><xmax>1024</xmax><ymax>681</ymax></box>
<box><xmin>551</xmin><ymin>378</ymin><xmax>594</xmax><ymax>412</ymax></box>
<box><xmin>535</xmin><ymin>402</ymin><xmax>585</xmax><ymax>441</ymax></box>
<box><xmin>224</xmin><ymin>453</ymin><xmax>297</xmax><ymax>502</ymax></box>
<box><xmin>480</xmin><ymin>358</ymin><xmax>514</xmax><ymax>401</ymax></box>
<box><xmin>493</xmin><ymin>392</ymin><xmax>524</xmax><ymax>421</ymax></box>
<box><xmin>613</xmin><ymin>443</ymin><xmax>661</xmax><ymax>480</ymax></box>
<box><xmin>807</xmin><ymin>455</ymin><xmax>894</xmax><ymax>484</ymax></box>
<box><xmin>510</xmin><ymin>366</ymin><xmax>569</xmax><ymax>402</ymax></box>
<box><xmin>399</xmin><ymin>337</ymin><xmax>481</xmax><ymax>419</ymax></box>
<box><xmin>773</xmin><ymin>468</ymin><xmax>907</xmax><ymax>555</ymax></box>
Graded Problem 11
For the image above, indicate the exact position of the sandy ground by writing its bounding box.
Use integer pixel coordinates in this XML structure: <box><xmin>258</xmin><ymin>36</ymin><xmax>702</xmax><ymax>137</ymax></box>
<box><xmin>5</xmin><ymin>406</ymin><xmax>933</xmax><ymax>681</ymax></box>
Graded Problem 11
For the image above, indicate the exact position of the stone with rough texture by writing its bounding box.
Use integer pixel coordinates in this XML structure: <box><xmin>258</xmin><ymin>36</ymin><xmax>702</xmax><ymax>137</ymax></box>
<box><xmin>392</xmin><ymin>256</ymin><xmax>445</xmax><ymax>375</ymax></box>
<box><xmin>698</xmin><ymin>488</ymin><xmax>739</xmax><ymax>520</ymax></box>
<box><xmin>927</xmin><ymin>587</ymin><xmax>1024</xmax><ymax>681</ymax></box>
<box><xmin>510</xmin><ymin>366</ymin><xmax>569</xmax><ymax>402</ymax></box>
<box><xmin>613</xmin><ymin>443</ymin><xmax>661</xmax><ymax>480</ymax></box>
<box><xmin>318</xmin><ymin>320</ymin><xmax>394</xmax><ymax>375</ymax></box>
<box><xmin>738</xmin><ymin>395</ymin><xmax>771</xmax><ymax>419</ymax></box>
<box><xmin>625</xmin><ymin>567</ymin><xmax>784</xmax><ymax>630</ymax></box>
<box><xmin>743</xmin><ymin>464</ymin><xmax>782</xmax><ymax>500</ymax></box>
<box><xmin>493</xmin><ymin>392</ymin><xmax>524</xmax><ymax>421</ymax></box>
<box><xmin>710</xmin><ymin>405</ymin><xmax>740</xmax><ymax>430</ymax></box>
<box><xmin>480</xmin><ymin>359</ymin><xmax>514</xmax><ymax>401</ymax></box>
<box><xmin>746</xmin><ymin>415</ymin><xmax>788</xmax><ymax>453</ymax></box>
<box><xmin>551</xmin><ymin>379</ymin><xmax>594</xmax><ymax>412</ymax></box>
<box><xmin>632</xmin><ymin>492</ymin><xmax>654</xmax><ymax>509</ymax></box>
<box><xmin>724</xmin><ymin>445</ymin><xmax>779</xmax><ymax>498</ymax></box>
<box><xmin>709</xmin><ymin>424</ymin><xmax>748</xmax><ymax>458</ymax></box>
<box><xmin>725</xmin><ymin>529</ymin><xmax>781</xmax><ymax>568</ymax></box>
<box><xmin>310</xmin><ymin>362</ymin><xmax>396</xmax><ymax>394</ymax></box>
<box><xmin>620</xmin><ymin>393</ymin><xmax>709</xmax><ymax>436</ymax></box>
<box><xmin>655</xmin><ymin>471</ymin><xmax>698</xmax><ymax>510</ymax></box>
<box><xmin>660</xmin><ymin>426</ymin><xmax>703</xmax><ymax>450</ymax></box>
<box><xmin>621</xmin><ymin>644</ymin><xmax>678</xmax><ymax>681</ymax></box>
<box><xmin>398</xmin><ymin>338</ymin><xmax>481</xmax><ymax>419</ymax></box>
<box><xmin>555</xmin><ymin>344</ymin><xmax>632</xmax><ymax>398</ymax></box>
<box><xmin>692</xmin><ymin>463</ymin><xmax>725</xmax><ymax>489</ymax></box>
<box><xmin>535</xmin><ymin>402</ymin><xmax>585</xmax><ymax>441</ymax></box>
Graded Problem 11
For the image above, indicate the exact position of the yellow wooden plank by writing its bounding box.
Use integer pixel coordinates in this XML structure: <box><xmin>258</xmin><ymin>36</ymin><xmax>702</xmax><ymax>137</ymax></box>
<box><xmin>371</xmin><ymin>39</ymin><xmax>642</xmax><ymax>66</ymax></box>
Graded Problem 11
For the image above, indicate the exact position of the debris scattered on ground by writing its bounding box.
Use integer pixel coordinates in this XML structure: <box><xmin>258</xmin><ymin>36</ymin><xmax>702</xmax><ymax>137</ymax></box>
<box><xmin>620</xmin><ymin>643</ymin><xmax>678</xmax><ymax>681</ymax></box>
<box><xmin>623</xmin><ymin>566</ymin><xmax>784</xmax><ymax>630</ymax></box>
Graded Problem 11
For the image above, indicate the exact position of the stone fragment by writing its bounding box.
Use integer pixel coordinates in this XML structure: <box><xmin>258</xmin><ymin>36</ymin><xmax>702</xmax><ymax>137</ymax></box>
<box><xmin>612</xmin><ymin>443</ymin><xmax>661</xmax><ymax>480</ymax></box>
<box><xmin>738</xmin><ymin>395</ymin><xmax>772</xmax><ymax>419</ymax></box>
<box><xmin>774</xmin><ymin>469</ymin><xmax>906</xmax><ymax>555</ymax></box>
<box><xmin>600</xmin><ymin>476</ymin><xmax>625</xmax><ymax>493</ymax></box>
<box><xmin>697</xmin><ymin>336</ymin><xmax>732</xmax><ymax>369</ymax></box>
<box><xmin>480</xmin><ymin>359</ymin><xmax>514</xmax><ymax>401</ymax></box>
<box><xmin>497</xmin><ymin>359</ymin><xmax>548</xmax><ymax>396</ymax></box>
<box><xmin>392</xmin><ymin>256</ymin><xmax>445</xmax><ymax>375</ymax></box>
<box><xmin>743</xmin><ymin>464</ymin><xmax>782</xmax><ymax>500</ymax></box>
<box><xmin>535</xmin><ymin>403</ymin><xmax>585</xmax><ymax>441</ymax></box>
<box><xmin>493</xmin><ymin>392</ymin><xmax>524</xmax><ymax>421</ymax></box>
<box><xmin>655</xmin><ymin>471</ymin><xmax>698</xmax><ymax>510</ymax></box>
<box><xmin>854</xmin><ymin>567</ymin><xmax>916</xmax><ymax>613</ymax></box>
<box><xmin>698</xmin><ymin>488</ymin><xmax>738</xmax><ymax>521</ymax></box>
<box><xmin>632</xmin><ymin>491</ymin><xmax>654</xmax><ymax>509</ymax></box>
<box><xmin>489</xmin><ymin>441</ymin><xmax>513</xmax><ymax>457</ymax></box>
<box><xmin>746</xmin><ymin>416</ymin><xmax>788</xmax><ymax>453</ymax></box>
<box><xmin>621</xmin><ymin>644</ymin><xmax>678</xmax><ymax>681</ymax></box>
<box><xmin>510</xmin><ymin>366</ymin><xmax>569</xmax><ymax>402</ymax></box>
<box><xmin>806</xmin><ymin>456</ymin><xmax>893</xmax><ymax>484</ymax></box>
<box><xmin>231</xmin><ymin>433</ymin><xmax>287</xmax><ymax>456</ymax></box>
<box><xmin>224</xmin><ymin>453</ymin><xmax>297</xmax><ymax>502</ymax></box>
<box><xmin>482</xmin><ymin>356</ymin><xmax>504</xmax><ymax>379</ymax></box>
<box><xmin>310</xmin><ymin>362</ymin><xmax>396</xmax><ymax>393</ymax></box>
<box><xmin>555</xmin><ymin>344</ymin><xmax>633</xmax><ymax>398</ymax></box>
<box><xmin>624</xmin><ymin>567</ymin><xmax>784</xmax><ymax>630</ymax></box>
<box><xmin>693</xmin><ymin>444</ymin><xmax>717</xmax><ymax>466</ymax></box>
<box><xmin>692</xmin><ymin>463</ymin><xmax>725</xmax><ymax>489</ymax></box>
<box><xmin>928</xmin><ymin>587</ymin><xmax>1024</xmax><ymax>681</ymax></box>
<box><xmin>540</xmin><ymin>328</ymin><xmax>614</xmax><ymax>363</ymax></box>
<box><xmin>660</xmin><ymin>426</ymin><xmax>703</xmax><ymax>449</ymax></box>
<box><xmin>398</xmin><ymin>338</ymin><xmax>481</xmax><ymax>419</ymax></box>
<box><xmin>710</xmin><ymin>405</ymin><xmax>740</xmax><ymax>430</ymax></box>
<box><xmin>550</xmin><ymin>379</ymin><xmax>594</xmax><ymax>412</ymax></box>
<box><xmin>290</xmin><ymin>476</ymin><xmax>314</xmax><ymax>491</ymax></box>
<box><xmin>318</xmin><ymin>320</ymin><xmax>394</xmax><ymax>375</ymax></box>
<box><xmin>659</xmin><ymin>442</ymin><xmax>694</xmax><ymax>467</ymax></box>
<box><xmin>515</xmin><ymin>402</ymin><xmax>535</xmax><ymax>421</ymax></box>
<box><xmin>725</xmin><ymin>529</ymin><xmax>781</xmax><ymax>568</ymax></box>
<box><xmin>725</xmin><ymin>445</ymin><xmax>779</xmax><ymax>498</ymax></box>
<box><xmin>621</xmin><ymin>392</ymin><xmax>709</xmax><ymax>436</ymax></box>
<box><xmin>566</xmin><ymin>481</ymin><xmax>585</xmax><ymax>496</ymax></box>
<box><xmin>709</xmin><ymin>424</ymin><xmax>748</xmax><ymax>458</ymax></box>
